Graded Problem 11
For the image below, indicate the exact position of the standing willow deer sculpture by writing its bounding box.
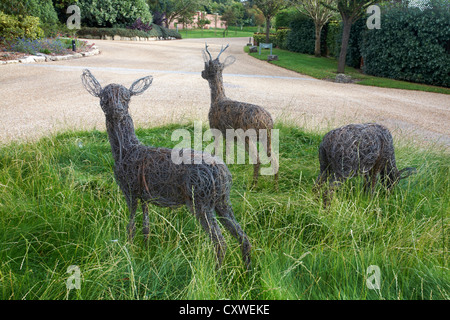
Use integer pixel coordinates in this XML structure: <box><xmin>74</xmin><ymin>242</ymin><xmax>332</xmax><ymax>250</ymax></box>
<box><xmin>314</xmin><ymin>123</ymin><xmax>416</xmax><ymax>206</ymax></box>
<box><xmin>202</xmin><ymin>43</ymin><xmax>278</xmax><ymax>188</ymax></box>
<box><xmin>81</xmin><ymin>69</ymin><xmax>251</xmax><ymax>270</ymax></box>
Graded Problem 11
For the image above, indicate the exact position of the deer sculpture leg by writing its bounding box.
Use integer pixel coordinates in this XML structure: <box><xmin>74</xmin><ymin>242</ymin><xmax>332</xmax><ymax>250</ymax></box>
<box><xmin>188</xmin><ymin>201</ymin><xmax>227</xmax><ymax>268</ymax></box>
<box><xmin>322</xmin><ymin>175</ymin><xmax>344</xmax><ymax>207</ymax></box>
<box><xmin>243</xmin><ymin>136</ymin><xmax>261</xmax><ymax>187</ymax></box>
<box><xmin>368</xmin><ymin>169</ymin><xmax>378</xmax><ymax>194</ymax></box>
<box><xmin>142</xmin><ymin>202</ymin><xmax>150</xmax><ymax>242</ymax></box>
<box><xmin>126</xmin><ymin>196</ymin><xmax>138</xmax><ymax>241</ymax></box>
<box><xmin>215</xmin><ymin>204</ymin><xmax>252</xmax><ymax>271</ymax></box>
<box><xmin>261</xmin><ymin>132</ymin><xmax>279</xmax><ymax>189</ymax></box>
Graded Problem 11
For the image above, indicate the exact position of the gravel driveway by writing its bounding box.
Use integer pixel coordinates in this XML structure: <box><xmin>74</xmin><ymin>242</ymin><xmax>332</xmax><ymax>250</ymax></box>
<box><xmin>0</xmin><ymin>37</ymin><xmax>449</xmax><ymax>148</ymax></box>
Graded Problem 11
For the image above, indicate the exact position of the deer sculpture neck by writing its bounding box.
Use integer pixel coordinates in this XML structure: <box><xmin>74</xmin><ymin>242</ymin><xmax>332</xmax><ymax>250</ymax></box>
<box><xmin>206</xmin><ymin>69</ymin><xmax>227</xmax><ymax>104</ymax></box>
<box><xmin>202</xmin><ymin>44</ymin><xmax>235</xmax><ymax>105</ymax></box>
<box><xmin>105</xmin><ymin>112</ymin><xmax>140</xmax><ymax>164</ymax></box>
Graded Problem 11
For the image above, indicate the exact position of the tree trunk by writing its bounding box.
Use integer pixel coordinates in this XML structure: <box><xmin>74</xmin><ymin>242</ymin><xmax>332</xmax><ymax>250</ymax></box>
<box><xmin>338</xmin><ymin>17</ymin><xmax>352</xmax><ymax>73</ymax></box>
<box><xmin>265</xmin><ymin>17</ymin><xmax>271</xmax><ymax>43</ymax></box>
<box><xmin>314</xmin><ymin>23</ymin><xmax>323</xmax><ymax>57</ymax></box>
<box><xmin>165</xmin><ymin>13</ymin><xmax>172</xmax><ymax>29</ymax></box>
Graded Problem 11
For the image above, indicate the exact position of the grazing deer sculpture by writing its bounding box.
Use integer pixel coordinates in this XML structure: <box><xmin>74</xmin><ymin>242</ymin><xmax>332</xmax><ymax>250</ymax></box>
<box><xmin>201</xmin><ymin>43</ymin><xmax>278</xmax><ymax>188</ymax></box>
<box><xmin>314</xmin><ymin>123</ymin><xmax>416</xmax><ymax>206</ymax></box>
<box><xmin>81</xmin><ymin>69</ymin><xmax>251</xmax><ymax>270</ymax></box>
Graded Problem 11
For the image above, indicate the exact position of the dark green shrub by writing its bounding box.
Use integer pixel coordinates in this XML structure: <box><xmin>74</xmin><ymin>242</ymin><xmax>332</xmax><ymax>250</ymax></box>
<box><xmin>361</xmin><ymin>6</ymin><xmax>450</xmax><ymax>87</ymax></box>
<box><xmin>275</xmin><ymin>8</ymin><xmax>298</xmax><ymax>29</ymax></box>
<box><xmin>276</xmin><ymin>28</ymin><xmax>290</xmax><ymax>50</ymax></box>
<box><xmin>286</xmin><ymin>13</ymin><xmax>326</xmax><ymax>55</ymax></box>
<box><xmin>325</xmin><ymin>21</ymin><xmax>341</xmax><ymax>57</ymax></box>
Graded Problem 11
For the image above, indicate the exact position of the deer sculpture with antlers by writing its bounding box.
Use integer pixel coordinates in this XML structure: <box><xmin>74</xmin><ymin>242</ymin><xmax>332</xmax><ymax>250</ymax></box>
<box><xmin>201</xmin><ymin>43</ymin><xmax>278</xmax><ymax>188</ymax></box>
<box><xmin>81</xmin><ymin>69</ymin><xmax>251</xmax><ymax>270</ymax></box>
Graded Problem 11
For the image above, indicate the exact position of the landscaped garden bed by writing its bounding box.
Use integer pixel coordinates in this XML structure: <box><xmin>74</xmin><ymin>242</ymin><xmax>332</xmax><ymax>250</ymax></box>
<box><xmin>0</xmin><ymin>36</ymin><xmax>98</xmax><ymax>64</ymax></box>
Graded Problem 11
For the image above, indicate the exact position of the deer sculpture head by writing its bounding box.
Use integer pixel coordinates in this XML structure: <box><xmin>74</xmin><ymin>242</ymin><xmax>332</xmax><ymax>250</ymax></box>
<box><xmin>81</xmin><ymin>69</ymin><xmax>153</xmax><ymax>120</ymax></box>
<box><xmin>385</xmin><ymin>166</ymin><xmax>417</xmax><ymax>190</ymax></box>
<box><xmin>201</xmin><ymin>43</ymin><xmax>236</xmax><ymax>82</ymax></box>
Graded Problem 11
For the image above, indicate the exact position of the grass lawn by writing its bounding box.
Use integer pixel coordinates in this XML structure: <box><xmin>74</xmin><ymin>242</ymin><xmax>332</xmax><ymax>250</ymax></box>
<box><xmin>0</xmin><ymin>123</ymin><xmax>448</xmax><ymax>300</ymax></box>
<box><xmin>244</xmin><ymin>46</ymin><xmax>450</xmax><ymax>95</ymax></box>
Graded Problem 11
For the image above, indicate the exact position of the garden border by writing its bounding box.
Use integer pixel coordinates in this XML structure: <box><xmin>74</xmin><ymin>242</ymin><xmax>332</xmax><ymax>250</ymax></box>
<box><xmin>0</xmin><ymin>45</ymin><xmax>100</xmax><ymax>65</ymax></box>
<box><xmin>91</xmin><ymin>35</ymin><xmax>178</xmax><ymax>41</ymax></box>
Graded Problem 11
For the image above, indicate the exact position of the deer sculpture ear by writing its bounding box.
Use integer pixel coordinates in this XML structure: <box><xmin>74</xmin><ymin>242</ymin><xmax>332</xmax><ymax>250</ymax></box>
<box><xmin>223</xmin><ymin>55</ymin><xmax>236</xmax><ymax>68</ymax></box>
<box><xmin>81</xmin><ymin>69</ymin><xmax>102</xmax><ymax>97</ymax></box>
<box><xmin>129</xmin><ymin>76</ymin><xmax>153</xmax><ymax>96</ymax></box>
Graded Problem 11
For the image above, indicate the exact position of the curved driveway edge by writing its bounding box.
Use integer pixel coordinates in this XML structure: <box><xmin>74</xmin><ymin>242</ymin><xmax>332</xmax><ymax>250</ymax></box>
<box><xmin>0</xmin><ymin>37</ymin><xmax>449</xmax><ymax>149</ymax></box>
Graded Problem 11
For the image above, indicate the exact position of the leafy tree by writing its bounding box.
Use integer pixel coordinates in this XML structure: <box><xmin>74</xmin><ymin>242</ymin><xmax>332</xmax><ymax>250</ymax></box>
<box><xmin>149</xmin><ymin>0</ymin><xmax>205</xmax><ymax>28</ymax></box>
<box><xmin>292</xmin><ymin>0</ymin><xmax>336</xmax><ymax>57</ymax></box>
<box><xmin>177</xmin><ymin>11</ymin><xmax>194</xmax><ymax>30</ymax></box>
<box><xmin>197</xmin><ymin>17</ymin><xmax>211</xmax><ymax>29</ymax></box>
<box><xmin>254</xmin><ymin>0</ymin><xmax>287</xmax><ymax>43</ymax></box>
<box><xmin>247</xmin><ymin>4</ymin><xmax>265</xmax><ymax>29</ymax></box>
<box><xmin>78</xmin><ymin>0</ymin><xmax>152</xmax><ymax>28</ymax></box>
<box><xmin>221</xmin><ymin>1</ymin><xmax>244</xmax><ymax>33</ymax></box>
<box><xmin>327</xmin><ymin>0</ymin><xmax>377</xmax><ymax>73</ymax></box>
<box><xmin>197</xmin><ymin>16</ymin><xmax>210</xmax><ymax>35</ymax></box>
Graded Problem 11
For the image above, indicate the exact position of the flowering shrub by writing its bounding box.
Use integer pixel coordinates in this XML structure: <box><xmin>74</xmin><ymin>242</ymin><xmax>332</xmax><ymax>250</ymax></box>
<box><xmin>5</xmin><ymin>37</ymin><xmax>90</xmax><ymax>55</ymax></box>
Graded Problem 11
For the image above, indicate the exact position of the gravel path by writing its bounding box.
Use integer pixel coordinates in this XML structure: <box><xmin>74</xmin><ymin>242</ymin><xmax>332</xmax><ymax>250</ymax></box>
<box><xmin>0</xmin><ymin>37</ymin><xmax>449</xmax><ymax>148</ymax></box>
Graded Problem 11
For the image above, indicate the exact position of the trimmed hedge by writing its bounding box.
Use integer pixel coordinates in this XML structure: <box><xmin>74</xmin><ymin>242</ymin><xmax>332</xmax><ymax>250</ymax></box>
<box><xmin>77</xmin><ymin>24</ymin><xmax>181</xmax><ymax>40</ymax></box>
<box><xmin>253</xmin><ymin>33</ymin><xmax>277</xmax><ymax>47</ymax></box>
<box><xmin>253</xmin><ymin>29</ymin><xmax>289</xmax><ymax>49</ymax></box>
<box><xmin>286</xmin><ymin>13</ymin><xmax>326</xmax><ymax>55</ymax></box>
<box><xmin>77</xmin><ymin>27</ymin><xmax>149</xmax><ymax>39</ymax></box>
<box><xmin>276</xmin><ymin>28</ymin><xmax>290</xmax><ymax>50</ymax></box>
<box><xmin>325</xmin><ymin>21</ymin><xmax>340</xmax><ymax>57</ymax></box>
<box><xmin>361</xmin><ymin>6</ymin><xmax>450</xmax><ymax>87</ymax></box>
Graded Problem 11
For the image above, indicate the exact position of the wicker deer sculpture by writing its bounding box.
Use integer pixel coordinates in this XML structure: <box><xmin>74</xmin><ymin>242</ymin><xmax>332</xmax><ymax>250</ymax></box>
<box><xmin>81</xmin><ymin>70</ymin><xmax>251</xmax><ymax>270</ymax></box>
<box><xmin>314</xmin><ymin>123</ymin><xmax>416</xmax><ymax>206</ymax></box>
<box><xmin>201</xmin><ymin>43</ymin><xmax>278</xmax><ymax>188</ymax></box>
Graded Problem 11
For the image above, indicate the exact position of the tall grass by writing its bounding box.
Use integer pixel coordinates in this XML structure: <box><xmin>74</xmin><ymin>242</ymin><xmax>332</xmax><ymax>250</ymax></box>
<box><xmin>0</xmin><ymin>124</ymin><xmax>448</xmax><ymax>300</ymax></box>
